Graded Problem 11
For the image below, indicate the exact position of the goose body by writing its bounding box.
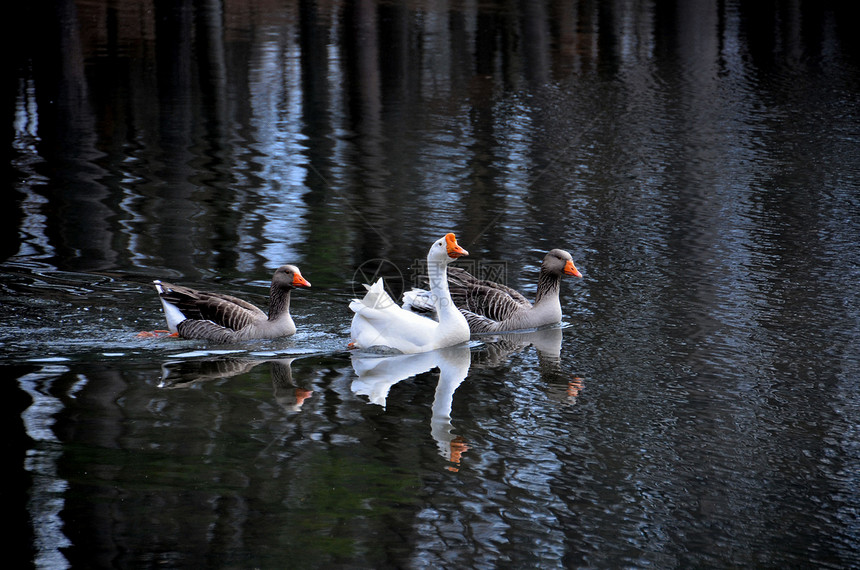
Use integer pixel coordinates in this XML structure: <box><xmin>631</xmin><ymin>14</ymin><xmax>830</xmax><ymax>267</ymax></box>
<box><xmin>404</xmin><ymin>249</ymin><xmax>581</xmax><ymax>333</ymax></box>
<box><xmin>349</xmin><ymin>234</ymin><xmax>470</xmax><ymax>354</ymax></box>
<box><xmin>153</xmin><ymin>265</ymin><xmax>310</xmax><ymax>343</ymax></box>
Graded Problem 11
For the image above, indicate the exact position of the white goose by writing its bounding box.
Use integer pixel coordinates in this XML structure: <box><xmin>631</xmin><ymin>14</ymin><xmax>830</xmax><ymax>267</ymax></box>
<box><xmin>349</xmin><ymin>233</ymin><xmax>470</xmax><ymax>353</ymax></box>
<box><xmin>151</xmin><ymin>265</ymin><xmax>311</xmax><ymax>343</ymax></box>
<box><xmin>403</xmin><ymin>248</ymin><xmax>582</xmax><ymax>333</ymax></box>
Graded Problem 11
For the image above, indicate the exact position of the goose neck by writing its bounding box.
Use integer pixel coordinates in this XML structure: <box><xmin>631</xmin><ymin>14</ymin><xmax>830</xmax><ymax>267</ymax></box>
<box><xmin>534</xmin><ymin>269</ymin><xmax>561</xmax><ymax>306</ymax></box>
<box><xmin>268</xmin><ymin>285</ymin><xmax>292</xmax><ymax>320</ymax></box>
<box><xmin>427</xmin><ymin>259</ymin><xmax>456</xmax><ymax>318</ymax></box>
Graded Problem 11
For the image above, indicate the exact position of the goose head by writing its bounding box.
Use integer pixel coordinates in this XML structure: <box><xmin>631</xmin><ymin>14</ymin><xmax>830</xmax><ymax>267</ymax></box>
<box><xmin>543</xmin><ymin>249</ymin><xmax>582</xmax><ymax>278</ymax></box>
<box><xmin>272</xmin><ymin>265</ymin><xmax>312</xmax><ymax>290</ymax></box>
<box><xmin>428</xmin><ymin>233</ymin><xmax>469</xmax><ymax>264</ymax></box>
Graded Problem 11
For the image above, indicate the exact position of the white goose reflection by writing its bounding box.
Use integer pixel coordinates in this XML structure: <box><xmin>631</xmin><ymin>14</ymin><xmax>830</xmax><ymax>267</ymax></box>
<box><xmin>350</xmin><ymin>345</ymin><xmax>471</xmax><ymax>468</ymax></box>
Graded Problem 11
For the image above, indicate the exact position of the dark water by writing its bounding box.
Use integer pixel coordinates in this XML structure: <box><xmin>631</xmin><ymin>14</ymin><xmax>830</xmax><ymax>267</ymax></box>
<box><xmin>5</xmin><ymin>0</ymin><xmax>860</xmax><ymax>567</ymax></box>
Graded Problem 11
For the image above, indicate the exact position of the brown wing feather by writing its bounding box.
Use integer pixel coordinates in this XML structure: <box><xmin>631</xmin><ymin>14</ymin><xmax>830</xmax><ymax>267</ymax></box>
<box><xmin>157</xmin><ymin>282</ymin><xmax>266</xmax><ymax>332</ymax></box>
<box><xmin>457</xmin><ymin>283</ymin><xmax>530</xmax><ymax>323</ymax></box>
<box><xmin>176</xmin><ymin>319</ymin><xmax>240</xmax><ymax>343</ymax></box>
<box><xmin>446</xmin><ymin>267</ymin><xmax>532</xmax><ymax>307</ymax></box>
<box><xmin>460</xmin><ymin>309</ymin><xmax>499</xmax><ymax>334</ymax></box>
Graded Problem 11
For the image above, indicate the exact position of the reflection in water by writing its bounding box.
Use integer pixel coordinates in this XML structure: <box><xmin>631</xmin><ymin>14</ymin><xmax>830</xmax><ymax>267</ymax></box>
<box><xmin>158</xmin><ymin>357</ymin><xmax>313</xmax><ymax>412</ymax></box>
<box><xmin>8</xmin><ymin>0</ymin><xmax>859</xmax><ymax>280</ymax></box>
<box><xmin>351</xmin><ymin>345</ymin><xmax>471</xmax><ymax>467</ymax></box>
<box><xmin>477</xmin><ymin>325</ymin><xmax>564</xmax><ymax>363</ymax></box>
<box><xmin>17</xmin><ymin>365</ymin><xmax>72</xmax><ymax>569</ymax></box>
<box><xmin>474</xmin><ymin>325</ymin><xmax>587</xmax><ymax>408</ymax></box>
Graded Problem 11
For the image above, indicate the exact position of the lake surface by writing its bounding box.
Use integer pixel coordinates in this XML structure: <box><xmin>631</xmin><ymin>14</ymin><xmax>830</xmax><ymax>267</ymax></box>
<box><xmin>5</xmin><ymin>0</ymin><xmax>860</xmax><ymax>567</ymax></box>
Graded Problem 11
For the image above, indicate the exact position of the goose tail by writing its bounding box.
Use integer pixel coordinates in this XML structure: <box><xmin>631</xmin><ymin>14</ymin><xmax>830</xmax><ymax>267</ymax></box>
<box><xmin>154</xmin><ymin>280</ymin><xmax>188</xmax><ymax>333</ymax></box>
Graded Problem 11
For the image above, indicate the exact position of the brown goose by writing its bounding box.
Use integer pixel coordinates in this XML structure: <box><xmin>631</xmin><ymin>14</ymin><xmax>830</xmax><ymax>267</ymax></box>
<box><xmin>152</xmin><ymin>265</ymin><xmax>310</xmax><ymax>343</ymax></box>
<box><xmin>404</xmin><ymin>249</ymin><xmax>581</xmax><ymax>333</ymax></box>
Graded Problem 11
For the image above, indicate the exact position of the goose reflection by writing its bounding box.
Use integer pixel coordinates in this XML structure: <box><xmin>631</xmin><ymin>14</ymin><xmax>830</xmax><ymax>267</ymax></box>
<box><xmin>475</xmin><ymin>325</ymin><xmax>583</xmax><ymax>405</ymax></box>
<box><xmin>350</xmin><ymin>345</ymin><xmax>471</xmax><ymax>469</ymax></box>
<box><xmin>158</xmin><ymin>357</ymin><xmax>312</xmax><ymax>412</ymax></box>
<box><xmin>476</xmin><ymin>325</ymin><xmax>563</xmax><ymax>365</ymax></box>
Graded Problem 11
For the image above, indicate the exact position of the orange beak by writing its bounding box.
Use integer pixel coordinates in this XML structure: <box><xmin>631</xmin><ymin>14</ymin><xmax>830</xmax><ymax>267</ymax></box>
<box><xmin>445</xmin><ymin>233</ymin><xmax>468</xmax><ymax>259</ymax></box>
<box><xmin>292</xmin><ymin>273</ymin><xmax>311</xmax><ymax>287</ymax></box>
<box><xmin>564</xmin><ymin>260</ymin><xmax>582</xmax><ymax>278</ymax></box>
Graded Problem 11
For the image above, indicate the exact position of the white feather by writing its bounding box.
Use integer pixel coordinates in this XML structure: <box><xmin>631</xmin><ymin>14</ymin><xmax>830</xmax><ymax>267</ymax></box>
<box><xmin>349</xmin><ymin>235</ymin><xmax>470</xmax><ymax>354</ymax></box>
